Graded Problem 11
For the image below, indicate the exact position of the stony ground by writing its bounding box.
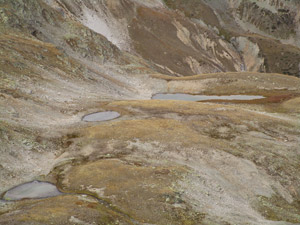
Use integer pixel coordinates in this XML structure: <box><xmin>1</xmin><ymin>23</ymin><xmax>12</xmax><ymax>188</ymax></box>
<box><xmin>1</xmin><ymin>0</ymin><xmax>300</xmax><ymax>225</ymax></box>
<box><xmin>1</xmin><ymin>72</ymin><xmax>299</xmax><ymax>224</ymax></box>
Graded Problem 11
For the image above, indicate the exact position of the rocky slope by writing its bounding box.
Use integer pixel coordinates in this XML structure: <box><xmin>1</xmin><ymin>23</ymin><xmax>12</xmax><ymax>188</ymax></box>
<box><xmin>0</xmin><ymin>0</ymin><xmax>300</xmax><ymax>224</ymax></box>
<box><xmin>164</xmin><ymin>0</ymin><xmax>300</xmax><ymax>77</ymax></box>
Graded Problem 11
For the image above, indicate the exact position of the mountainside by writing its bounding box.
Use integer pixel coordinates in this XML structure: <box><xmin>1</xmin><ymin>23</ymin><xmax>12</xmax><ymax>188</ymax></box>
<box><xmin>0</xmin><ymin>0</ymin><xmax>300</xmax><ymax>225</ymax></box>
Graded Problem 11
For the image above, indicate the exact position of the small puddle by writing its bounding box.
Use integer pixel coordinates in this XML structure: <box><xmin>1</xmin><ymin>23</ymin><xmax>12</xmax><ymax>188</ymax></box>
<box><xmin>152</xmin><ymin>93</ymin><xmax>265</xmax><ymax>101</ymax></box>
<box><xmin>82</xmin><ymin>111</ymin><xmax>120</xmax><ymax>122</ymax></box>
<box><xmin>2</xmin><ymin>181</ymin><xmax>61</xmax><ymax>201</ymax></box>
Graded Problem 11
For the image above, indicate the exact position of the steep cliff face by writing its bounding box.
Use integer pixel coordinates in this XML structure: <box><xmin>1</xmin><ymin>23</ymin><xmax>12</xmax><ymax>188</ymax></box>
<box><xmin>164</xmin><ymin>0</ymin><xmax>300</xmax><ymax>77</ymax></box>
<box><xmin>229</xmin><ymin>0</ymin><xmax>300</xmax><ymax>41</ymax></box>
<box><xmin>236</xmin><ymin>0</ymin><xmax>296</xmax><ymax>39</ymax></box>
<box><xmin>2</xmin><ymin>0</ymin><xmax>299</xmax><ymax>76</ymax></box>
<box><xmin>220</xmin><ymin>0</ymin><xmax>300</xmax><ymax>77</ymax></box>
<box><xmin>54</xmin><ymin>0</ymin><xmax>245</xmax><ymax>76</ymax></box>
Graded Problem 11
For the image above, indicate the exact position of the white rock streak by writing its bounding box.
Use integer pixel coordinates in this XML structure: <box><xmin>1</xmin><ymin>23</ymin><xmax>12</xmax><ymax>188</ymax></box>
<box><xmin>80</xmin><ymin>7</ymin><xmax>130</xmax><ymax>51</ymax></box>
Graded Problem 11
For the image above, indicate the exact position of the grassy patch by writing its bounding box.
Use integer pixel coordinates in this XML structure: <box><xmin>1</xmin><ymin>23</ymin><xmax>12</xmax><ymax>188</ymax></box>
<box><xmin>255</xmin><ymin>195</ymin><xmax>300</xmax><ymax>223</ymax></box>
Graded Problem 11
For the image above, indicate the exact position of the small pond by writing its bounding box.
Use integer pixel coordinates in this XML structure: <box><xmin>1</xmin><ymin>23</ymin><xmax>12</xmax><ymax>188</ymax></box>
<box><xmin>82</xmin><ymin>111</ymin><xmax>120</xmax><ymax>122</ymax></box>
<box><xmin>152</xmin><ymin>93</ymin><xmax>265</xmax><ymax>101</ymax></box>
<box><xmin>3</xmin><ymin>181</ymin><xmax>61</xmax><ymax>201</ymax></box>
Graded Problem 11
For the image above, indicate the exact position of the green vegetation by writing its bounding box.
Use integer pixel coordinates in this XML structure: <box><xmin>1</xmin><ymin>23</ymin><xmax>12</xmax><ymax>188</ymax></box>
<box><xmin>255</xmin><ymin>195</ymin><xmax>300</xmax><ymax>223</ymax></box>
